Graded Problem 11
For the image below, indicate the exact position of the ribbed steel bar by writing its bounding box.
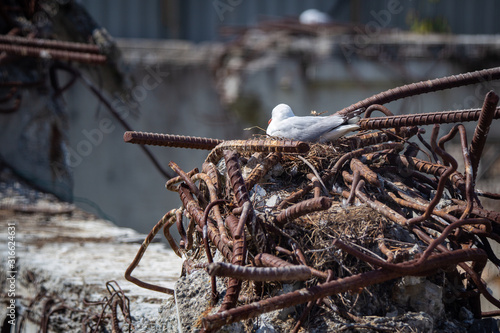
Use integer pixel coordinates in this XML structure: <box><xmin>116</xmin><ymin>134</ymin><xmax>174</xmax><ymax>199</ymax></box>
<box><xmin>123</xmin><ymin>131</ymin><xmax>223</xmax><ymax>150</ymax></box>
<box><xmin>0</xmin><ymin>35</ymin><xmax>101</xmax><ymax>53</ymax></box>
<box><xmin>244</xmin><ymin>152</ymin><xmax>281</xmax><ymax>190</ymax></box>
<box><xmin>125</xmin><ymin>209</ymin><xmax>177</xmax><ymax>295</ymax></box>
<box><xmin>202</xmin><ymin>249</ymin><xmax>486</xmax><ymax>331</ymax></box>
<box><xmin>358</xmin><ymin>107</ymin><xmax>500</xmax><ymax>130</ymax></box>
<box><xmin>218</xmin><ymin>214</ymin><xmax>247</xmax><ymax>312</ymax></box>
<box><xmin>470</xmin><ymin>91</ymin><xmax>499</xmax><ymax>181</ymax></box>
<box><xmin>206</xmin><ymin>139</ymin><xmax>309</xmax><ymax>164</ymax></box>
<box><xmin>178</xmin><ymin>184</ymin><xmax>232</xmax><ymax>261</ymax></box>
<box><xmin>207</xmin><ymin>262</ymin><xmax>312</xmax><ymax>281</ymax></box>
<box><xmin>337</xmin><ymin>67</ymin><xmax>500</xmax><ymax>117</ymax></box>
<box><xmin>0</xmin><ymin>43</ymin><xmax>107</xmax><ymax>63</ymax></box>
<box><xmin>274</xmin><ymin>197</ymin><xmax>332</xmax><ymax>226</ymax></box>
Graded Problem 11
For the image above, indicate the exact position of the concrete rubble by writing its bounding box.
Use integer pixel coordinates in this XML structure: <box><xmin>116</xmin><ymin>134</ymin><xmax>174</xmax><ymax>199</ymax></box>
<box><xmin>0</xmin><ymin>168</ymin><xmax>182</xmax><ymax>332</ymax></box>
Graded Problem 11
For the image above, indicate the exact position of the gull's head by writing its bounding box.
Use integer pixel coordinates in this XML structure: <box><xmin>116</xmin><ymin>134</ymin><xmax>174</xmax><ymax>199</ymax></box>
<box><xmin>269</xmin><ymin>104</ymin><xmax>295</xmax><ymax>124</ymax></box>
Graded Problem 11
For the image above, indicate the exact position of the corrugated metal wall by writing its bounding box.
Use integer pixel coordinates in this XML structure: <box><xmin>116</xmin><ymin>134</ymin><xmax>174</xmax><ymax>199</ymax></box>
<box><xmin>77</xmin><ymin>0</ymin><xmax>500</xmax><ymax>42</ymax></box>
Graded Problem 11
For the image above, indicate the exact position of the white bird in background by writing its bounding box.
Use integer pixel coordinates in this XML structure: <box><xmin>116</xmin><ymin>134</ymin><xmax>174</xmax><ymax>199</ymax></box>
<box><xmin>266</xmin><ymin>104</ymin><xmax>360</xmax><ymax>142</ymax></box>
<box><xmin>299</xmin><ymin>9</ymin><xmax>332</xmax><ymax>25</ymax></box>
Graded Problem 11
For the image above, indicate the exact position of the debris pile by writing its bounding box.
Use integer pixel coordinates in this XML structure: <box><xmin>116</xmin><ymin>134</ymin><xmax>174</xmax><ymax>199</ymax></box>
<box><xmin>125</xmin><ymin>68</ymin><xmax>500</xmax><ymax>332</ymax></box>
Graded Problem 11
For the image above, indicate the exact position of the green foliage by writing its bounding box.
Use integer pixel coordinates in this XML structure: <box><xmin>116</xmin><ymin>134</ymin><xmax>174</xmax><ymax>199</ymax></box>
<box><xmin>406</xmin><ymin>10</ymin><xmax>451</xmax><ymax>33</ymax></box>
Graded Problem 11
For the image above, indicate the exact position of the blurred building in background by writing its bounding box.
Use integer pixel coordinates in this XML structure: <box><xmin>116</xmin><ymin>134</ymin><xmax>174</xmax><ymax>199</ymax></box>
<box><xmin>77</xmin><ymin>0</ymin><xmax>500</xmax><ymax>41</ymax></box>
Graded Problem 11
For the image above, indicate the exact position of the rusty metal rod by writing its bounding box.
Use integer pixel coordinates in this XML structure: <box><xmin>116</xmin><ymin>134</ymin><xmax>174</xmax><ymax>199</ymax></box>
<box><xmin>207</xmin><ymin>139</ymin><xmax>310</xmax><ymax>164</ymax></box>
<box><xmin>0</xmin><ymin>35</ymin><xmax>101</xmax><ymax>53</ymax></box>
<box><xmin>470</xmin><ymin>91</ymin><xmax>499</xmax><ymax>182</ymax></box>
<box><xmin>407</xmin><ymin>125</ymin><xmax>459</xmax><ymax>226</ymax></box>
<box><xmin>178</xmin><ymin>184</ymin><xmax>233</xmax><ymax>261</ymax></box>
<box><xmin>358</xmin><ymin>107</ymin><xmax>500</xmax><ymax>130</ymax></box>
<box><xmin>255</xmin><ymin>252</ymin><xmax>328</xmax><ymax>280</ymax></box>
<box><xmin>202</xmin><ymin>249</ymin><xmax>486</xmax><ymax>330</ymax></box>
<box><xmin>337</xmin><ymin>67</ymin><xmax>500</xmax><ymax>117</ymax></box>
<box><xmin>218</xmin><ymin>214</ymin><xmax>247</xmax><ymax>312</ymax></box>
<box><xmin>0</xmin><ymin>42</ymin><xmax>107</xmax><ymax>63</ymax></box>
<box><xmin>274</xmin><ymin>197</ymin><xmax>332</xmax><ymax>226</ymax></box>
<box><xmin>207</xmin><ymin>262</ymin><xmax>312</xmax><ymax>281</ymax></box>
<box><xmin>125</xmin><ymin>210</ymin><xmax>177</xmax><ymax>295</ymax></box>
<box><xmin>244</xmin><ymin>152</ymin><xmax>281</xmax><ymax>190</ymax></box>
<box><xmin>329</xmin><ymin>142</ymin><xmax>404</xmax><ymax>180</ymax></box>
<box><xmin>123</xmin><ymin>131</ymin><xmax>223</xmax><ymax>150</ymax></box>
<box><xmin>224</xmin><ymin>150</ymin><xmax>251</xmax><ymax>208</ymax></box>
<box><xmin>438</xmin><ymin>124</ymin><xmax>475</xmax><ymax>219</ymax></box>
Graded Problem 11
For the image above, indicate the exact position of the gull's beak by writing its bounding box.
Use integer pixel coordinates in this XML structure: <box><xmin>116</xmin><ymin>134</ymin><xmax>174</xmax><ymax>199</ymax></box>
<box><xmin>268</xmin><ymin>118</ymin><xmax>272</xmax><ymax>124</ymax></box>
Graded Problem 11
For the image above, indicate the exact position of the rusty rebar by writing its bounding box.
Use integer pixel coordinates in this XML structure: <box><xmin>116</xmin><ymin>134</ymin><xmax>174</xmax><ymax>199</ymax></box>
<box><xmin>224</xmin><ymin>150</ymin><xmax>251</xmax><ymax>207</ymax></box>
<box><xmin>357</xmin><ymin>107</ymin><xmax>500</xmax><ymax>130</ymax></box>
<box><xmin>350</xmin><ymin>158</ymin><xmax>381</xmax><ymax>188</ymax></box>
<box><xmin>165</xmin><ymin>168</ymin><xmax>199</xmax><ymax>192</ymax></box>
<box><xmin>377</xmin><ymin>234</ymin><xmax>394</xmax><ymax>262</ymax></box>
<box><xmin>201</xmin><ymin>249</ymin><xmax>486</xmax><ymax>330</ymax></box>
<box><xmin>409</xmin><ymin>228</ymin><xmax>498</xmax><ymax>314</ymax></box>
<box><xmin>407</xmin><ymin>125</ymin><xmax>459</xmax><ymax>226</ymax></box>
<box><xmin>201</xmin><ymin>200</ymin><xmax>224</xmax><ymax>305</ymax></box>
<box><xmin>329</xmin><ymin>142</ymin><xmax>404</xmax><ymax>180</ymax></box>
<box><xmin>255</xmin><ymin>252</ymin><xmax>328</xmax><ymax>280</ymax></box>
<box><xmin>123</xmin><ymin>131</ymin><xmax>223</xmax><ymax>150</ymax></box>
<box><xmin>291</xmin><ymin>270</ymin><xmax>334</xmax><ymax>333</ymax></box>
<box><xmin>234</xmin><ymin>201</ymin><xmax>251</xmax><ymax>239</ymax></box>
<box><xmin>207</xmin><ymin>138</ymin><xmax>310</xmax><ymax>164</ymax></box>
<box><xmin>385</xmin><ymin>192</ymin><xmax>455</xmax><ymax>227</ymax></box>
<box><xmin>364</xmin><ymin>104</ymin><xmax>394</xmax><ymax>117</ymax></box>
<box><xmin>0</xmin><ymin>42</ymin><xmax>107</xmax><ymax>63</ymax></box>
<box><xmin>339</xmin><ymin>128</ymin><xmax>416</xmax><ymax>150</ymax></box>
<box><xmin>277</xmin><ymin>184</ymin><xmax>314</xmax><ymax>209</ymax></box>
<box><xmin>417</xmin><ymin>128</ymin><xmax>439</xmax><ymax>163</ymax></box>
<box><xmin>175</xmin><ymin>208</ymin><xmax>188</xmax><ymax>249</ymax></box>
<box><xmin>202</xmin><ymin>162</ymin><xmax>221</xmax><ymax>194</ymax></box>
<box><xmin>345</xmin><ymin>171</ymin><xmax>363</xmax><ymax>206</ymax></box>
<box><xmin>332</xmin><ymin>227</ymin><xmax>488</xmax><ymax>274</ymax></box>
<box><xmin>192</xmin><ymin>172</ymin><xmax>231</xmax><ymax>246</ymax></box>
<box><xmin>244</xmin><ymin>152</ymin><xmax>281</xmax><ymax>190</ymax></box>
<box><xmin>307</xmin><ymin>173</ymin><xmax>322</xmax><ymax>199</ymax></box>
<box><xmin>207</xmin><ymin>262</ymin><xmax>312</xmax><ymax>281</ymax></box>
<box><xmin>123</xmin><ymin>65</ymin><xmax>500</xmax><ymax>331</ymax></box>
<box><xmin>470</xmin><ymin>91</ymin><xmax>499</xmax><ymax>182</ymax></box>
<box><xmin>437</xmin><ymin>124</ymin><xmax>476</xmax><ymax>219</ymax></box>
<box><xmin>381</xmin><ymin>175</ymin><xmax>429</xmax><ymax>207</ymax></box>
<box><xmin>274</xmin><ymin>197</ymin><xmax>332</xmax><ymax>226</ymax></box>
<box><xmin>336</xmin><ymin>67</ymin><xmax>500</xmax><ymax>117</ymax></box>
<box><xmin>218</xmin><ymin>214</ymin><xmax>247</xmax><ymax>312</ymax></box>
<box><xmin>163</xmin><ymin>209</ymin><xmax>183</xmax><ymax>257</ymax></box>
<box><xmin>254</xmin><ymin>253</ymin><xmax>293</xmax><ymax>268</ymax></box>
<box><xmin>342</xmin><ymin>188</ymin><xmax>408</xmax><ymax>226</ymax></box>
<box><xmin>444</xmin><ymin>204</ymin><xmax>500</xmax><ymax>224</ymax></box>
<box><xmin>125</xmin><ymin>210</ymin><xmax>177</xmax><ymax>295</ymax></box>
<box><xmin>0</xmin><ymin>35</ymin><xmax>101</xmax><ymax>53</ymax></box>
<box><xmin>169</xmin><ymin>161</ymin><xmax>207</xmax><ymax>206</ymax></box>
<box><xmin>178</xmin><ymin>184</ymin><xmax>233</xmax><ymax>260</ymax></box>
<box><xmin>383</xmin><ymin>153</ymin><xmax>466</xmax><ymax>193</ymax></box>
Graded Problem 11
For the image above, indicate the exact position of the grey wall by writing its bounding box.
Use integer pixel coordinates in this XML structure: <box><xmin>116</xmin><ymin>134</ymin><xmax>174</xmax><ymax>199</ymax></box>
<box><xmin>64</xmin><ymin>60</ymin><xmax>241</xmax><ymax>233</ymax></box>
